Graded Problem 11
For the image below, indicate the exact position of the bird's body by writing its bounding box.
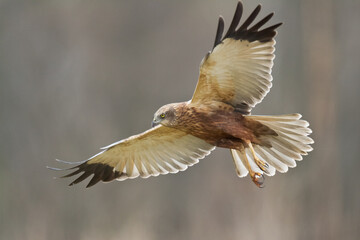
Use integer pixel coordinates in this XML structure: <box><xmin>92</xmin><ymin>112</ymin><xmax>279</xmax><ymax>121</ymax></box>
<box><xmin>159</xmin><ymin>101</ymin><xmax>274</xmax><ymax>149</ymax></box>
<box><xmin>52</xmin><ymin>1</ymin><xmax>313</xmax><ymax>188</ymax></box>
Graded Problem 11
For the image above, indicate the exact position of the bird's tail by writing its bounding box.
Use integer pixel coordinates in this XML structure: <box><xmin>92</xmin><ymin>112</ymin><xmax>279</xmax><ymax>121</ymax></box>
<box><xmin>231</xmin><ymin>114</ymin><xmax>314</xmax><ymax>180</ymax></box>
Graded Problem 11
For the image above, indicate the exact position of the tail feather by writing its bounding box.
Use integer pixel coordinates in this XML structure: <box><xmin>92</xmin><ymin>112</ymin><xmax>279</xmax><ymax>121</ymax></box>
<box><xmin>280</xmin><ymin>131</ymin><xmax>313</xmax><ymax>145</ymax></box>
<box><xmin>231</xmin><ymin>147</ymin><xmax>277</xmax><ymax>177</ymax></box>
<box><xmin>246</xmin><ymin>149</ymin><xmax>277</xmax><ymax>176</ymax></box>
<box><xmin>244</xmin><ymin>148</ymin><xmax>264</xmax><ymax>173</ymax></box>
<box><xmin>266</xmin><ymin>146</ymin><xmax>298</xmax><ymax>166</ymax></box>
<box><xmin>255</xmin><ymin>146</ymin><xmax>288</xmax><ymax>172</ymax></box>
<box><xmin>230</xmin><ymin>114</ymin><xmax>313</xmax><ymax>179</ymax></box>
<box><xmin>231</xmin><ymin>149</ymin><xmax>250</xmax><ymax>177</ymax></box>
<box><xmin>271</xmin><ymin>138</ymin><xmax>303</xmax><ymax>160</ymax></box>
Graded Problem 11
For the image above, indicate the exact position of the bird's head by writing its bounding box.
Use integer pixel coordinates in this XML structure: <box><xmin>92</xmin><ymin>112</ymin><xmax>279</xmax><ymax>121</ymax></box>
<box><xmin>152</xmin><ymin>103</ymin><xmax>182</xmax><ymax>127</ymax></box>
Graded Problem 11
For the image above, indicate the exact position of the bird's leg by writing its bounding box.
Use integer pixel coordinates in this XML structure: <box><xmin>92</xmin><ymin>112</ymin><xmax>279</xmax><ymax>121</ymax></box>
<box><xmin>242</xmin><ymin>141</ymin><xmax>269</xmax><ymax>187</ymax></box>
<box><xmin>238</xmin><ymin>144</ymin><xmax>263</xmax><ymax>188</ymax></box>
<box><xmin>246</xmin><ymin>141</ymin><xmax>269</xmax><ymax>174</ymax></box>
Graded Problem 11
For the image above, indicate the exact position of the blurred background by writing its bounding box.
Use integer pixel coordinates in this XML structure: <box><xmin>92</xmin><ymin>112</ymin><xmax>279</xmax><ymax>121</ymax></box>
<box><xmin>1</xmin><ymin>0</ymin><xmax>359</xmax><ymax>239</ymax></box>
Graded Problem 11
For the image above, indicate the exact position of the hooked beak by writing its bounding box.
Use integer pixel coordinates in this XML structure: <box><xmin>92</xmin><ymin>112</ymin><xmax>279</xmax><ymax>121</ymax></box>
<box><xmin>151</xmin><ymin>120</ymin><xmax>158</xmax><ymax>128</ymax></box>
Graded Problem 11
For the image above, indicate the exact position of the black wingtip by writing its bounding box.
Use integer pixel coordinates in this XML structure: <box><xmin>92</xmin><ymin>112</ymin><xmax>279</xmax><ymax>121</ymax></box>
<box><xmin>248</xmin><ymin>12</ymin><xmax>274</xmax><ymax>32</ymax></box>
<box><xmin>60</xmin><ymin>162</ymin><xmax>123</xmax><ymax>188</ymax></box>
<box><xmin>69</xmin><ymin>171</ymin><xmax>93</xmax><ymax>186</ymax></box>
<box><xmin>86</xmin><ymin>175</ymin><xmax>101</xmax><ymax>188</ymax></box>
<box><xmin>213</xmin><ymin>16</ymin><xmax>225</xmax><ymax>49</ymax></box>
<box><xmin>212</xmin><ymin>1</ymin><xmax>282</xmax><ymax>49</ymax></box>
<box><xmin>61</xmin><ymin>168</ymin><xmax>83</xmax><ymax>178</ymax></box>
<box><xmin>224</xmin><ymin>1</ymin><xmax>243</xmax><ymax>39</ymax></box>
<box><xmin>50</xmin><ymin>157</ymin><xmax>122</xmax><ymax>188</ymax></box>
<box><xmin>238</xmin><ymin>4</ymin><xmax>262</xmax><ymax>31</ymax></box>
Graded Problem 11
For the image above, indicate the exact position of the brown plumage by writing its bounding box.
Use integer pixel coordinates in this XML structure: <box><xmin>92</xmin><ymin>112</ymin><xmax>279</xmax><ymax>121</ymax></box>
<box><xmin>51</xmin><ymin>1</ymin><xmax>313</xmax><ymax>188</ymax></box>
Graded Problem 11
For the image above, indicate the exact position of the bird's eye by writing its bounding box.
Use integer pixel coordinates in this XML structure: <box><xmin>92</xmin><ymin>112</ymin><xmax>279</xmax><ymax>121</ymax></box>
<box><xmin>160</xmin><ymin>113</ymin><xmax>165</xmax><ymax>118</ymax></box>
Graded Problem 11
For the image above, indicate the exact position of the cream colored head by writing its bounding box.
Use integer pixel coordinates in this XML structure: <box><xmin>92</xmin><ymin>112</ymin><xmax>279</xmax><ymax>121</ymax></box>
<box><xmin>152</xmin><ymin>103</ymin><xmax>182</xmax><ymax>127</ymax></box>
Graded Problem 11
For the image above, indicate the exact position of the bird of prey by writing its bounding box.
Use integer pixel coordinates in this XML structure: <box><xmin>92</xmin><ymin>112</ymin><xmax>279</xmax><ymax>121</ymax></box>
<box><xmin>52</xmin><ymin>1</ymin><xmax>313</xmax><ymax>188</ymax></box>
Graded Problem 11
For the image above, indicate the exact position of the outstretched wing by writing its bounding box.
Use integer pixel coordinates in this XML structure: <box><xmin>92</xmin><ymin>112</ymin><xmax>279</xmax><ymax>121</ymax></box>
<box><xmin>191</xmin><ymin>2</ymin><xmax>282</xmax><ymax>114</ymax></box>
<box><xmin>58</xmin><ymin>125</ymin><xmax>215</xmax><ymax>187</ymax></box>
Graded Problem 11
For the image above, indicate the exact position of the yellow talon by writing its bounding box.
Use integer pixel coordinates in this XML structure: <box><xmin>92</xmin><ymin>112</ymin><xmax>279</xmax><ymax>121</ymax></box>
<box><xmin>246</xmin><ymin>141</ymin><xmax>269</xmax><ymax>174</ymax></box>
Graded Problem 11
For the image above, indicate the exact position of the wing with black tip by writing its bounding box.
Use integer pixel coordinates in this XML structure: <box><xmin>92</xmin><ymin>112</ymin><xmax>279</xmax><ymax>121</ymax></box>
<box><xmin>56</xmin><ymin>125</ymin><xmax>215</xmax><ymax>187</ymax></box>
<box><xmin>191</xmin><ymin>1</ymin><xmax>282</xmax><ymax>115</ymax></box>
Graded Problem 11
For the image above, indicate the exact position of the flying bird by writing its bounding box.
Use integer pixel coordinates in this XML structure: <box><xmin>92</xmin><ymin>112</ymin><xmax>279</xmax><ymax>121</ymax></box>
<box><xmin>52</xmin><ymin>1</ymin><xmax>313</xmax><ymax>188</ymax></box>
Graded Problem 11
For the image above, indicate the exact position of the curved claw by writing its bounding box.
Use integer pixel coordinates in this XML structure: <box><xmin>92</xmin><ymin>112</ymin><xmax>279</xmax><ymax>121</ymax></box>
<box><xmin>251</xmin><ymin>172</ymin><xmax>265</xmax><ymax>188</ymax></box>
<box><xmin>256</xmin><ymin>159</ymin><xmax>270</xmax><ymax>174</ymax></box>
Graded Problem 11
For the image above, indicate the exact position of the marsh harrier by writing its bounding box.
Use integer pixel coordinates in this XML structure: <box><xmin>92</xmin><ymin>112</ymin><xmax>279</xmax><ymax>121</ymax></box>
<box><xmin>52</xmin><ymin>1</ymin><xmax>313</xmax><ymax>188</ymax></box>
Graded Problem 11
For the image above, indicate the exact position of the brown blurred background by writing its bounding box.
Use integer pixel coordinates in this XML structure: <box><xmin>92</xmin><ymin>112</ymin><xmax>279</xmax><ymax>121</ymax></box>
<box><xmin>0</xmin><ymin>0</ymin><xmax>359</xmax><ymax>239</ymax></box>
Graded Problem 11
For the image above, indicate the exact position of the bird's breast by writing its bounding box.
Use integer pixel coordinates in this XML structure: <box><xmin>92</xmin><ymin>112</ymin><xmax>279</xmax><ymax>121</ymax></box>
<box><xmin>172</xmin><ymin>104</ymin><xmax>253</xmax><ymax>147</ymax></box>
